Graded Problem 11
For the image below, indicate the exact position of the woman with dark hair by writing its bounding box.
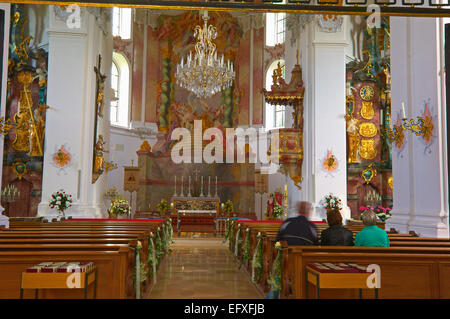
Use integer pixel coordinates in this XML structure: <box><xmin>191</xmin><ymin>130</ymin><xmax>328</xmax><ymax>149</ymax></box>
<box><xmin>320</xmin><ymin>209</ymin><xmax>354</xmax><ymax>246</ymax></box>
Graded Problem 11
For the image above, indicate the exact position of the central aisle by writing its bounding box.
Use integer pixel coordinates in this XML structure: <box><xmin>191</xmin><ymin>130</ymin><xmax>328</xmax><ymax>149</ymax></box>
<box><xmin>148</xmin><ymin>238</ymin><xmax>264</xmax><ymax>299</ymax></box>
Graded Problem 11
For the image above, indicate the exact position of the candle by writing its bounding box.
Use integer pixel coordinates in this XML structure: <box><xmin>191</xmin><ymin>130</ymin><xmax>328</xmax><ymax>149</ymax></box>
<box><xmin>380</xmin><ymin>109</ymin><xmax>384</xmax><ymax>125</ymax></box>
<box><xmin>208</xmin><ymin>176</ymin><xmax>211</xmax><ymax>196</ymax></box>
<box><xmin>181</xmin><ymin>176</ymin><xmax>184</xmax><ymax>196</ymax></box>
<box><xmin>174</xmin><ymin>176</ymin><xmax>177</xmax><ymax>195</ymax></box>
<box><xmin>401</xmin><ymin>102</ymin><xmax>406</xmax><ymax>119</ymax></box>
<box><xmin>215</xmin><ymin>176</ymin><xmax>218</xmax><ymax>196</ymax></box>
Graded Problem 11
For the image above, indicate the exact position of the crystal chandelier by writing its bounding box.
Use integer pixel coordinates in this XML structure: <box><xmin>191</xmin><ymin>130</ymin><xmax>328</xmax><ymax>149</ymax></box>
<box><xmin>175</xmin><ymin>11</ymin><xmax>235</xmax><ymax>99</ymax></box>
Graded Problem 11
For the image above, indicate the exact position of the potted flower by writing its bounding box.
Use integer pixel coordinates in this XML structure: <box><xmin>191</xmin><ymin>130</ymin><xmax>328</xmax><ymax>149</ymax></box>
<box><xmin>272</xmin><ymin>202</ymin><xmax>284</xmax><ymax>220</ymax></box>
<box><xmin>156</xmin><ymin>199</ymin><xmax>169</xmax><ymax>216</ymax></box>
<box><xmin>108</xmin><ymin>197</ymin><xmax>131</xmax><ymax>219</ymax></box>
<box><xmin>49</xmin><ymin>190</ymin><xmax>73</xmax><ymax>218</ymax></box>
<box><xmin>319</xmin><ymin>193</ymin><xmax>343</xmax><ymax>213</ymax></box>
<box><xmin>359</xmin><ymin>205</ymin><xmax>392</xmax><ymax>224</ymax></box>
<box><xmin>222</xmin><ymin>200</ymin><xmax>234</xmax><ymax>217</ymax></box>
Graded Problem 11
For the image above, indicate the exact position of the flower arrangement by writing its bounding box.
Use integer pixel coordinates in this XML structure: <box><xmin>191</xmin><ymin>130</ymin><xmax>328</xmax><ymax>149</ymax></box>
<box><xmin>360</xmin><ymin>205</ymin><xmax>392</xmax><ymax>222</ymax></box>
<box><xmin>222</xmin><ymin>200</ymin><xmax>234</xmax><ymax>215</ymax></box>
<box><xmin>320</xmin><ymin>193</ymin><xmax>343</xmax><ymax>211</ymax></box>
<box><xmin>49</xmin><ymin>190</ymin><xmax>72</xmax><ymax>217</ymax></box>
<box><xmin>156</xmin><ymin>199</ymin><xmax>169</xmax><ymax>215</ymax></box>
<box><xmin>108</xmin><ymin>197</ymin><xmax>131</xmax><ymax>218</ymax></box>
<box><xmin>273</xmin><ymin>202</ymin><xmax>284</xmax><ymax>220</ymax></box>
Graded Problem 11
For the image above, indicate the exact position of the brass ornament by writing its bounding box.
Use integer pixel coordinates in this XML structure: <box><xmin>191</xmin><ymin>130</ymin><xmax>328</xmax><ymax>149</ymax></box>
<box><xmin>359</xmin><ymin>122</ymin><xmax>378</xmax><ymax>138</ymax></box>
<box><xmin>12</xmin><ymin>159</ymin><xmax>28</xmax><ymax>180</ymax></box>
<box><xmin>359</xmin><ymin>139</ymin><xmax>377</xmax><ymax>160</ymax></box>
<box><xmin>359</xmin><ymin>85</ymin><xmax>375</xmax><ymax>101</ymax></box>
<box><xmin>360</xmin><ymin>101</ymin><xmax>374</xmax><ymax>120</ymax></box>
<box><xmin>361</xmin><ymin>163</ymin><xmax>377</xmax><ymax>184</ymax></box>
<box><xmin>388</xmin><ymin>176</ymin><xmax>393</xmax><ymax>190</ymax></box>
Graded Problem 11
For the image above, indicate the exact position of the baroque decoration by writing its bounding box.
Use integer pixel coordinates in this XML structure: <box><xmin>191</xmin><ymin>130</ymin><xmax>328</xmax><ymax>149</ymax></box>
<box><xmin>175</xmin><ymin>10</ymin><xmax>235</xmax><ymax>98</ymax></box>
<box><xmin>361</xmin><ymin>163</ymin><xmax>377</xmax><ymax>184</ymax></box>
<box><xmin>51</xmin><ymin>144</ymin><xmax>72</xmax><ymax>175</ymax></box>
<box><xmin>263</xmin><ymin>52</ymin><xmax>305</xmax><ymax>189</ymax></box>
<box><xmin>322</xmin><ymin>150</ymin><xmax>339</xmax><ymax>174</ymax></box>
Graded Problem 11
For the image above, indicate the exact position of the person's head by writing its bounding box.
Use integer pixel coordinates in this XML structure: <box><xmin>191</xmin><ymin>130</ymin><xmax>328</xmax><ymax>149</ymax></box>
<box><xmin>361</xmin><ymin>210</ymin><xmax>377</xmax><ymax>226</ymax></box>
<box><xmin>326</xmin><ymin>209</ymin><xmax>343</xmax><ymax>226</ymax></box>
<box><xmin>296</xmin><ymin>201</ymin><xmax>313</xmax><ymax>218</ymax></box>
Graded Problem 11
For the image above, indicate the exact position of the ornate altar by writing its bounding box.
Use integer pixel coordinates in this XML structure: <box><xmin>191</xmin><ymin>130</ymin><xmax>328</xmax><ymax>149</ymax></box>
<box><xmin>263</xmin><ymin>52</ymin><xmax>305</xmax><ymax>189</ymax></box>
<box><xmin>170</xmin><ymin>196</ymin><xmax>220</xmax><ymax>233</ymax></box>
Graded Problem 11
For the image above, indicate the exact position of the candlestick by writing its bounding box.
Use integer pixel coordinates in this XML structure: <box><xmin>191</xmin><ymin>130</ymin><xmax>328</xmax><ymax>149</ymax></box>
<box><xmin>401</xmin><ymin>102</ymin><xmax>406</xmax><ymax>119</ymax></box>
<box><xmin>174</xmin><ymin>176</ymin><xmax>177</xmax><ymax>196</ymax></box>
<box><xmin>188</xmin><ymin>176</ymin><xmax>191</xmax><ymax>197</ymax></box>
<box><xmin>215</xmin><ymin>176</ymin><xmax>218</xmax><ymax>197</ymax></box>
<box><xmin>200</xmin><ymin>176</ymin><xmax>204</xmax><ymax>197</ymax></box>
<box><xmin>208</xmin><ymin>176</ymin><xmax>211</xmax><ymax>197</ymax></box>
<box><xmin>181</xmin><ymin>176</ymin><xmax>184</xmax><ymax>197</ymax></box>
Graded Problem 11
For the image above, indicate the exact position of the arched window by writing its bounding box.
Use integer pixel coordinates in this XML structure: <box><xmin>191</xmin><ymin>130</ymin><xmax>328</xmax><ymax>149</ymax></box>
<box><xmin>265</xmin><ymin>59</ymin><xmax>286</xmax><ymax>130</ymax></box>
<box><xmin>112</xmin><ymin>7</ymin><xmax>131</xmax><ymax>39</ymax></box>
<box><xmin>110</xmin><ymin>52</ymin><xmax>130</xmax><ymax>127</ymax></box>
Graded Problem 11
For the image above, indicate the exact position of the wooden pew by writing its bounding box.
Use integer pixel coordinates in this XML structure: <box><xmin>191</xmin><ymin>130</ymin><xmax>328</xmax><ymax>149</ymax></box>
<box><xmin>0</xmin><ymin>219</ymin><xmax>170</xmax><ymax>298</ymax></box>
<box><xmin>0</xmin><ymin>243</ymin><xmax>135</xmax><ymax>299</ymax></box>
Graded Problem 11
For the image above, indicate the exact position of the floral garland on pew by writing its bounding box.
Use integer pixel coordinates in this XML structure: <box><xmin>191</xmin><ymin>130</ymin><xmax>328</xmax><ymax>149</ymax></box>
<box><xmin>147</xmin><ymin>233</ymin><xmax>157</xmax><ymax>284</ymax></box>
<box><xmin>228</xmin><ymin>221</ymin><xmax>235</xmax><ymax>251</ymax></box>
<box><xmin>234</xmin><ymin>224</ymin><xmax>242</xmax><ymax>257</ymax></box>
<box><xmin>251</xmin><ymin>232</ymin><xmax>263</xmax><ymax>283</ymax></box>
<box><xmin>133</xmin><ymin>241</ymin><xmax>147</xmax><ymax>299</ymax></box>
<box><xmin>239</xmin><ymin>228</ymin><xmax>251</xmax><ymax>270</ymax></box>
<box><xmin>161</xmin><ymin>223</ymin><xmax>168</xmax><ymax>253</ymax></box>
<box><xmin>155</xmin><ymin>227</ymin><xmax>163</xmax><ymax>266</ymax></box>
<box><xmin>267</xmin><ymin>241</ymin><xmax>282</xmax><ymax>297</ymax></box>
<box><xmin>167</xmin><ymin>219</ymin><xmax>174</xmax><ymax>244</ymax></box>
<box><xmin>223</xmin><ymin>218</ymin><xmax>229</xmax><ymax>243</ymax></box>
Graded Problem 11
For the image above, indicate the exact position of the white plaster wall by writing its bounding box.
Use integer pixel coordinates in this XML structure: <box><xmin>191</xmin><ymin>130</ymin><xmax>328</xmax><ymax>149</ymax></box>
<box><xmin>107</xmin><ymin>126</ymin><xmax>157</xmax><ymax>214</ymax></box>
<box><xmin>387</xmin><ymin>17</ymin><xmax>449</xmax><ymax>237</ymax></box>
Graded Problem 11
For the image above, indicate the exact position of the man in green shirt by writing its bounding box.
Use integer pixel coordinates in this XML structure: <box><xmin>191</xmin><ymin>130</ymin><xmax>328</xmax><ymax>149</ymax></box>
<box><xmin>355</xmin><ymin>210</ymin><xmax>390</xmax><ymax>247</ymax></box>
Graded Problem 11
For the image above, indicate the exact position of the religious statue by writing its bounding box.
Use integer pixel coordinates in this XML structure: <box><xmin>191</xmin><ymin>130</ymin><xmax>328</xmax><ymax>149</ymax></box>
<box><xmin>94</xmin><ymin>134</ymin><xmax>108</xmax><ymax>175</ymax></box>
<box><xmin>94</xmin><ymin>57</ymin><xmax>107</xmax><ymax>118</ymax></box>
<box><xmin>346</xmin><ymin>115</ymin><xmax>361</xmax><ymax>163</ymax></box>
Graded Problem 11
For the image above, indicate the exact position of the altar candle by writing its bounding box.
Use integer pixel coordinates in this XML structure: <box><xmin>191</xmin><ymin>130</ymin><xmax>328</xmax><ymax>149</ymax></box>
<box><xmin>380</xmin><ymin>109</ymin><xmax>384</xmax><ymax>125</ymax></box>
<box><xmin>208</xmin><ymin>176</ymin><xmax>211</xmax><ymax>195</ymax></box>
<box><xmin>174</xmin><ymin>176</ymin><xmax>177</xmax><ymax>193</ymax></box>
<box><xmin>401</xmin><ymin>102</ymin><xmax>406</xmax><ymax>119</ymax></box>
<box><xmin>215</xmin><ymin>176</ymin><xmax>218</xmax><ymax>195</ymax></box>
<box><xmin>181</xmin><ymin>176</ymin><xmax>184</xmax><ymax>195</ymax></box>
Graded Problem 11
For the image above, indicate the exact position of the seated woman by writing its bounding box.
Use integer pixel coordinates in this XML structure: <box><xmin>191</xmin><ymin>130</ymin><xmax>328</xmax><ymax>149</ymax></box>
<box><xmin>320</xmin><ymin>209</ymin><xmax>354</xmax><ymax>246</ymax></box>
<box><xmin>355</xmin><ymin>210</ymin><xmax>390</xmax><ymax>247</ymax></box>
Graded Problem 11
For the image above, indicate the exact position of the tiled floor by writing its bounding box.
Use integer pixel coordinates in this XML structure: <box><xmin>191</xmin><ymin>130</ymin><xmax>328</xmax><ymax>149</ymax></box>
<box><xmin>148</xmin><ymin>238</ymin><xmax>264</xmax><ymax>299</ymax></box>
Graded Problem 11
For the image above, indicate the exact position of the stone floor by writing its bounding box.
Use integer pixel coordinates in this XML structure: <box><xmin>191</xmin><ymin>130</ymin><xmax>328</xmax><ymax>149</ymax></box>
<box><xmin>148</xmin><ymin>238</ymin><xmax>264</xmax><ymax>299</ymax></box>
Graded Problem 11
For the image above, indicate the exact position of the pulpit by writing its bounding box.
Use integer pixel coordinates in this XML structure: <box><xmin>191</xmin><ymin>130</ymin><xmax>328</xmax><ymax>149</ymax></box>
<box><xmin>170</xmin><ymin>196</ymin><xmax>220</xmax><ymax>233</ymax></box>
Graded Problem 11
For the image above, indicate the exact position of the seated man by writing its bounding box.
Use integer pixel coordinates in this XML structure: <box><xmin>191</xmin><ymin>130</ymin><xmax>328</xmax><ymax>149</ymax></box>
<box><xmin>355</xmin><ymin>210</ymin><xmax>390</xmax><ymax>247</ymax></box>
<box><xmin>320</xmin><ymin>209</ymin><xmax>354</xmax><ymax>246</ymax></box>
<box><xmin>275</xmin><ymin>201</ymin><xmax>318</xmax><ymax>246</ymax></box>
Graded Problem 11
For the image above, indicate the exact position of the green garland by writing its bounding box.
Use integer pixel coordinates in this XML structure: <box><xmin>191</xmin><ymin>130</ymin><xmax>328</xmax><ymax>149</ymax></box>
<box><xmin>223</xmin><ymin>218</ymin><xmax>230</xmax><ymax>243</ymax></box>
<box><xmin>234</xmin><ymin>224</ymin><xmax>242</xmax><ymax>257</ymax></box>
<box><xmin>267</xmin><ymin>242</ymin><xmax>283</xmax><ymax>295</ymax></box>
<box><xmin>155</xmin><ymin>227</ymin><xmax>163</xmax><ymax>266</ymax></box>
<box><xmin>239</xmin><ymin>228</ymin><xmax>251</xmax><ymax>269</ymax></box>
<box><xmin>167</xmin><ymin>219</ymin><xmax>174</xmax><ymax>244</ymax></box>
<box><xmin>133</xmin><ymin>241</ymin><xmax>147</xmax><ymax>299</ymax></box>
<box><xmin>228</xmin><ymin>221</ymin><xmax>235</xmax><ymax>251</ymax></box>
<box><xmin>161</xmin><ymin>224</ymin><xmax>168</xmax><ymax>253</ymax></box>
<box><xmin>251</xmin><ymin>233</ymin><xmax>263</xmax><ymax>283</ymax></box>
<box><xmin>147</xmin><ymin>233</ymin><xmax>157</xmax><ymax>284</ymax></box>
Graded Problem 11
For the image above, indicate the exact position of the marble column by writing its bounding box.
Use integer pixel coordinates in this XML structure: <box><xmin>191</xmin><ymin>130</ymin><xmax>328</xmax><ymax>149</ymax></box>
<box><xmin>285</xmin><ymin>18</ymin><xmax>350</xmax><ymax>221</ymax></box>
<box><xmin>386</xmin><ymin>17</ymin><xmax>449</xmax><ymax>237</ymax></box>
<box><xmin>37</xmin><ymin>7</ymin><xmax>113</xmax><ymax>219</ymax></box>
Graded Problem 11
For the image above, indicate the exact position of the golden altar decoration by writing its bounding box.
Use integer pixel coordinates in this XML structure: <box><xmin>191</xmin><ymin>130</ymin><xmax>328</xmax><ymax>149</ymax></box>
<box><xmin>263</xmin><ymin>52</ymin><xmax>305</xmax><ymax>189</ymax></box>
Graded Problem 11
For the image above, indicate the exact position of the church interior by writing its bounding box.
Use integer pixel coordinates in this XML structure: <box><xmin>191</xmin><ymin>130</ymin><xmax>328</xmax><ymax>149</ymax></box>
<box><xmin>0</xmin><ymin>1</ymin><xmax>449</xmax><ymax>300</ymax></box>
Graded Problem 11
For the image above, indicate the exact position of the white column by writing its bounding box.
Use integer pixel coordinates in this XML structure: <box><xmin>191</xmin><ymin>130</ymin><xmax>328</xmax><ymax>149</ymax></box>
<box><xmin>387</xmin><ymin>17</ymin><xmax>449</xmax><ymax>237</ymax></box>
<box><xmin>0</xmin><ymin>4</ymin><xmax>10</xmax><ymax>227</ymax></box>
<box><xmin>38</xmin><ymin>7</ymin><xmax>112</xmax><ymax>219</ymax></box>
<box><xmin>300</xmin><ymin>19</ymin><xmax>350</xmax><ymax>221</ymax></box>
